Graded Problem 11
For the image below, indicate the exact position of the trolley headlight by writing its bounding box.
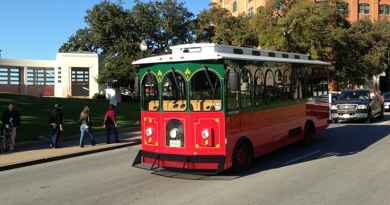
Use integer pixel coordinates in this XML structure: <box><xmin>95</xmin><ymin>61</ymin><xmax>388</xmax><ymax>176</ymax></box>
<box><xmin>145</xmin><ymin>127</ymin><xmax>153</xmax><ymax>137</ymax></box>
<box><xmin>357</xmin><ymin>105</ymin><xmax>367</xmax><ymax>110</ymax></box>
<box><xmin>331</xmin><ymin>105</ymin><xmax>337</xmax><ymax>110</ymax></box>
<box><xmin>169</xmin><ymin>128</ymin><xmax>179</xmax><ymax>139</ymax></box>
<box><xmin>201</xmin><ymin>129</ymin><xmax>210</xmax><ymax>139</ymax></box>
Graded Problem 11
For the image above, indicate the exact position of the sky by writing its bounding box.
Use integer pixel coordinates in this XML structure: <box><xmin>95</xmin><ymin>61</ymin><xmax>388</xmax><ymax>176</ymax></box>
<box><xmin>0</xmin><ymin>0</ymin><xmax>210</xmax><ymax>60</ymax></box>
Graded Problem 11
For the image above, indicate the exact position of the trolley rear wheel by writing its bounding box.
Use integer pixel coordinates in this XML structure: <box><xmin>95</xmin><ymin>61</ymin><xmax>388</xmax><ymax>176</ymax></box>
<box><xmin>303</xmin><ymin>122</ymin><xmax>316</xmax><ymax>145</ymax></box>
<box><xmin>232</xmin><ymin>140</ymin><xmax>253</xmax><ymax>173</ymax></box>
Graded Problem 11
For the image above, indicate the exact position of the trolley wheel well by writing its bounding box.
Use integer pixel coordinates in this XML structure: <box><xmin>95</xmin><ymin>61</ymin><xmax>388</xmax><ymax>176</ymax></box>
<box><xmin>234</xmin><ymin>137</ymin><xmax>254</xmax><ymax>155</ymax></box>
<box><xmin>232</xmin><ymin>137</ymin><xmax>254</xmax><ymax>172</ymax></box>
<box><xmin>304</xmin><ymin>120</ymin><xmax>316</xmax><ymax>134</ymax></box>
<box><xmin>303</xmin><ymin>120</ymin><xmax>316</xmax><ymax>145</ymax></box>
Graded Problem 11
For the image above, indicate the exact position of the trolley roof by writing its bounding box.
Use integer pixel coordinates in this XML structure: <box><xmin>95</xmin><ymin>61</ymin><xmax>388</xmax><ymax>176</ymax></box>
<box><xmin>132</xmin><ymin>43</ymin><xmax>331</xmax><ymax>66</ymax></box>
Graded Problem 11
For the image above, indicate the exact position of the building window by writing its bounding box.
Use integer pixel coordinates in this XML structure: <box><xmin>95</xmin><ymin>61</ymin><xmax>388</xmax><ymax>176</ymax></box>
<box><xmin>387</xmin><ymin>5</ymin><xmax>390</xmax><ymax>15</ymax></box>
<box><xmin>0</xmin><ymin>67</ymin><xmax>20</xmax><ymax>85</ymax></box>
<box><xmin>379</xmin><ymin>4</ymin><xmax>390</xmax><ymax>15</ymax></box>
<box><xmin>27</xmin><ymin>67</ymin><xmax>55</xmax><ymax>86</ymax></box>
<box><xmin>359</xmin><ymin>3</ymin><xmax>370</xmax><ymax>14</ymax></box>
<box><xmin>337</xmin><ymin>2</ymin><xmax>349</xmax><ymax>16</ymax></box>
<box><xmin>232</xmin><ymin>0</ymin><xmax>237</xmax><ymax>13</ymax></box>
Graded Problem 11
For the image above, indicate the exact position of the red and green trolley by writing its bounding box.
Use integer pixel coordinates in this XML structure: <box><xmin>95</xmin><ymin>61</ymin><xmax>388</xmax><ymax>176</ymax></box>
<box><xmin>132</xmin><ymin>43</ymin><xmax>330</xmax><ymax>173</ymax></box>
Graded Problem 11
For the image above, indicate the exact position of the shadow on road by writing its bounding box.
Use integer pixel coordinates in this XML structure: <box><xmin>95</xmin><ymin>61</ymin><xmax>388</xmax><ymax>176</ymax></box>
<box><xmin>238</xmin><ymin>116</ymin><xmax>390</xmax><ymax>178</ymax></box>
<box><xmin>158</xmin><ymin>115</ymin><xmax>390</xmax><ymax>180</ymax></box>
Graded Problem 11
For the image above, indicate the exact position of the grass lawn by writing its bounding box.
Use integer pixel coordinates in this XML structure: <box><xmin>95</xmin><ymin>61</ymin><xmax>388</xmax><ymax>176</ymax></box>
<box><xmin>0</xmin><ymin>93</ymin><xmax>140</xmax><ymax>144</ymax></box>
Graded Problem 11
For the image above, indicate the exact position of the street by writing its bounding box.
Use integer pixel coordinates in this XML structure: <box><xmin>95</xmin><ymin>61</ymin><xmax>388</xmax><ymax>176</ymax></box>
<box><xmin>2</xmin><ymin>116</ymin><xmax>390</xmax><ymax>205</ymax></box>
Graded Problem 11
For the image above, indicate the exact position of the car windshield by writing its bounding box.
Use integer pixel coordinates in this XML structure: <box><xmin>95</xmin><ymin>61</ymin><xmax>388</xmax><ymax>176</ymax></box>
<box><xmin>338</xmin><ymin>91</ymin><xmax>369</xmax><ymax>100</ymax></box>
<box><xmin>383</xmin><ymin>92</ymin><xmax>390</xmax><ymax>99</ymax></box>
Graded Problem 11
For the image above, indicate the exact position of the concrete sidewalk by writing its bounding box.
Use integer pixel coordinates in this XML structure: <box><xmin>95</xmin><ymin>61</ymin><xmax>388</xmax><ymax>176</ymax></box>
<box><xmin>0</xmin><ymin>129</ymin><xmax>141</xmax><ymax>171</ymax></box>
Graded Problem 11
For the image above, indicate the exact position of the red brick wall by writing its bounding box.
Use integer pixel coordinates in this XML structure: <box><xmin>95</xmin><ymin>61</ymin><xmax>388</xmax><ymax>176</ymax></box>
<box><xmin>0</xmin><ymin>85</ymin><xmax>21</xmax><ymax>94</ymax></box>
<box><xmin>26</xmin><ymin>86</ymin><xmax>54</xmax><ymax>97</ymax></box>
<box><xmin>0</xmin><ymin>85</ymin><xmax>54</xmax><ymax>97</ymax></box>
<box><xmin>348</xmin><ymin>0</ymin><xmax>390</xmax><ymax>22</ymax></box>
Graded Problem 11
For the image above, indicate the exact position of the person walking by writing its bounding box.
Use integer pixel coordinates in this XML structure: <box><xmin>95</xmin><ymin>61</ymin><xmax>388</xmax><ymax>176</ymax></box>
<box><xmin>103</xmin><ymin>105</ymin><xmax>119</xmax><ymax>144</ymax></box>
<box><xmin>79</xmin><ymin>106</ymin><xmax>95</xmax><ymax>147</ymax></box>
<box><xmin>48</xmin><ymin>104</ymin><xmax>64</xmax><ymax>148</ymax></box>
<box><xmin>1</xmin><ymin>103</ymin><xmax>21</xmax><ymax>151</ymax></box>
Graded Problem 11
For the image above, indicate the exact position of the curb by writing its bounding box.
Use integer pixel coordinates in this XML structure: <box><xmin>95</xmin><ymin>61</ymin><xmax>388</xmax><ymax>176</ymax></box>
<box><xmin>16</xmin><ymin>127</ymin><xmax>140</xmax><ymax>148</ymax></box>
<box><xmin>0</xmin><ymin>139</ymin><xmax>141</xmax><ymax>172</ymax></box>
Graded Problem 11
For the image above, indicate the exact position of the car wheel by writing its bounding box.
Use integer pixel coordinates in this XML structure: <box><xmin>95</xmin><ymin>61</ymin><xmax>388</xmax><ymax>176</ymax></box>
<box><xmin>366</xmin><ymin>109</ymin><xmax>373</xmax><ymax>123</ymax></box>
<box><xmin>232</xmin><ymin>140</ymin><xmax>253</xmax><ymax>173</ymax></box>
<box><xmin>380</xmin><ymin>105</ymin><xmax>385</xmax><ymax>120</ymax></box>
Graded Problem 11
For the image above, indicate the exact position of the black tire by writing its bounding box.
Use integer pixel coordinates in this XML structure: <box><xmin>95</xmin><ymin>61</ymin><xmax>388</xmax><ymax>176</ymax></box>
<box><xmin>0</xmin><ymin>137</ymin><xmax>4</xmax><ymax>153</ymax></box>
<box><xmin>232</xmin><ymin>140</ymin><xmax>253</xmax><ymax>173</ymax></box>
<box><xmin>303</xmin><ymin>122</ymin><xmax>316</xmax><ymax>145</ymax></box>
<box><xmin>380</xmin><ymin>105</ymin><xmax>385</xmax><ymax>120</ymax></box>
<box><xmin>332</xmin><ymin>119</ymin><xmax>338</xmax><ymax>123</ymax></box>
<box><xmin>366</xmin><ymin>109</ymin><xmax>373</xmax><ymax>123</ymax></box>
<box><xmin>4</xmin><ymin>136</ymin><xmax>10</xmax><ymax>152</ymax></box>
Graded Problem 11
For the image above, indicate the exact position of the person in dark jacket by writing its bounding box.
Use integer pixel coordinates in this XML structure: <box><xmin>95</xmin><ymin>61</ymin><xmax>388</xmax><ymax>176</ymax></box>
<box><xmin>79</xmin><ymin>106</ymin><xmax>95</xmax><ymax>147</ymax></box>
<box><xmin>48</xmin><ymin>104</ymin><xmax>64</xmax><ymax>148</ymax></box>
<box><xmin>103</xmin><ymin>104</ymin><xmax>119</xmax><ymax>144</ymax></box>
<box><xmin>1</xmin><ymin>103</ymin><xmax>21</xmax><ymax>151</ymax></box>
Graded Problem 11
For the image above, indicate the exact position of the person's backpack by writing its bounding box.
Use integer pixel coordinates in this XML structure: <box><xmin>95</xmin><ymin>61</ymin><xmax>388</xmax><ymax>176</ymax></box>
<box><xmin>49</xmin><ymin>109</ymin><xmax>58</xmax><ymax>124</ymax></box>
<box><xmin>105</xmin><ymin>115</ymin><xmax>113</xmax><ymax>125</ymax></box>
<box><xmin>105</xmin><ymin>111</ymin><xmax>115</xmax><ymax>126</ymax></box>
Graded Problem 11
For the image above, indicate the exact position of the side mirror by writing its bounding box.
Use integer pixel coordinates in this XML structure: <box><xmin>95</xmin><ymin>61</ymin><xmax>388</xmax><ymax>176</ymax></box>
<box><xmin>228</xmin><ymin>72</ymin><xmax>239</xmax><ymax>92</ymax></box>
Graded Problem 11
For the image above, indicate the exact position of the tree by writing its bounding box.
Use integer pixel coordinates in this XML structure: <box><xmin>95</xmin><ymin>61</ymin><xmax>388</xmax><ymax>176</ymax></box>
<box><xmin>131</xmin><ymin>0</ymin><xmax>194</xmax><ymax>54</ymax></box>
<box><xmin>60</xmin><ymin>0</ymin><xmax>196</xmax><ymax>85</ymax></box>
<box><xmin>195</xmin><ymin>4</ymin><xmax>258</xmax><ymax>47</ymax></box>
<box><xmin>334</xmin><ymin>20</ymin><xmax>390</xmax><ymax>84</ymax></box>
<box><xmin>86</xmin><ymin>1</ymin><xmax>140</xmax><ymax>85</ymax></box>
<box><xmin>61</xmin><ymin>1</ymin><xmax>140</xmax><ymax>85</ymax></box>
<box><xmin>252</xmin><ymin>0</ymin><xmax>349</xmax><ymax>60</ymax></box>
<box><xmin>59</xmin><ymin>28</ymin><xmax>96</xmax><ymax>52</ymax></box>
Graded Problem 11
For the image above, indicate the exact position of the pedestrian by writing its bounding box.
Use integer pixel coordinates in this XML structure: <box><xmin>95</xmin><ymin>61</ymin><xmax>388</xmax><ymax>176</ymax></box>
<box><xmin>48</xmin><ymin>104</ymin><xmax>64</xmax><ymax>148</ymax></box>
<box><xmin>1</xmin><ymin>103</ymin><xmax>21</xmax><ymax>151</ymax></box>
<box><xmin>103</xmin><ymin>104</ymin><xmax>119</xmax><ymax>144</ymax></box>
<box><xmin>79</xmin><ymin>106</ymin><xmax>95</xmax><ymax>147</ymax></box>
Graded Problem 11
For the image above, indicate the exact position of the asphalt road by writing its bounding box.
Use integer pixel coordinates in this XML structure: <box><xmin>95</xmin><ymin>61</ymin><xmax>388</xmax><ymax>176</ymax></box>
<box><xmin>2</xmin><ymin>116</ymin><xmax>390</xmax><ymax>205</ymax></box>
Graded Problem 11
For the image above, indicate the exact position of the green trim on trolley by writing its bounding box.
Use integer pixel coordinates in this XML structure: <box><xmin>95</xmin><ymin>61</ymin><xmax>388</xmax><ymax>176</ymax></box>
<box><xmin>138</xmin><ymin>61</ymin><xmax>226</xmax><ymax>113</ymax></box>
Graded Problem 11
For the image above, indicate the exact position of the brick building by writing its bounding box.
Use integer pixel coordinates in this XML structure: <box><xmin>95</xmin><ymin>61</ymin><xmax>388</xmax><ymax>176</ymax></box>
<box><xmin>211</xmin><ymin>0</ymin><xmax>390</xmax><ymax>22</ymax></box>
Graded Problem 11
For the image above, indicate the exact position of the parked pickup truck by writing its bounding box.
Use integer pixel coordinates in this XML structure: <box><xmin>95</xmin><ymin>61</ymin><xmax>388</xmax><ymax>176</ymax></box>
<box><xmin>330</xmin><ymin>90</ymin><xmax>384</xmax><ymax>123</ymax></box>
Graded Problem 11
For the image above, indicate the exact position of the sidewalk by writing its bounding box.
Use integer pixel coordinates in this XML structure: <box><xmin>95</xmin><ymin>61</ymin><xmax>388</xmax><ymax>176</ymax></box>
<box><xmin>0</xmin><ymin>128</ymin><xmax>141</xmax><ymax>171</ymax></box>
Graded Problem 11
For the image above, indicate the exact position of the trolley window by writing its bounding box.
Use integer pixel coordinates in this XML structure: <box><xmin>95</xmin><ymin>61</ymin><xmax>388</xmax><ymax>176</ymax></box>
<box><xmin>162</xmin><ymin>71</ymin><xmax>187</xmax><ymax>111</ymax></box>
<box><xmin>142</xmin><ymin>73</ymin><xmax>159</xmax><ymax>111</ymax></box>
<box><xmin>190</xmin><ymin>69</ymin><xmax>222</xmax><ymax>111</ymax></box>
